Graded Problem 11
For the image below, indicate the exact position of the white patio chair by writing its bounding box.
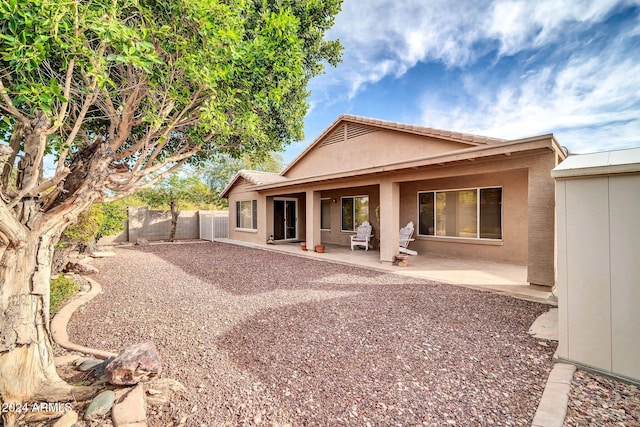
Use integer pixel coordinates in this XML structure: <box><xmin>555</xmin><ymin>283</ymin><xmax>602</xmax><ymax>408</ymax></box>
<box><xmin>350</xmin><ymin>221</ymin><xmax>373</xmax><ymax>251</ymax></box>
<box><xmin>399</xmin><ymin>221</ymin><xmax>417</xmax><ymax>255</ymax></box>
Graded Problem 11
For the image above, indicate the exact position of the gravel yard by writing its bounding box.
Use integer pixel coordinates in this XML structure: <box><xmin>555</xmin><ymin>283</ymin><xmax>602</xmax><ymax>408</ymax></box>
<box><xmin>67</xmin><ymin>242</ymin><xmax>557</xmax><ymax>426</ymax></box>
<box><xmin>564</xmin><ymin>369</ymin><xmax>640</xmax><ymax>426</ymax></box>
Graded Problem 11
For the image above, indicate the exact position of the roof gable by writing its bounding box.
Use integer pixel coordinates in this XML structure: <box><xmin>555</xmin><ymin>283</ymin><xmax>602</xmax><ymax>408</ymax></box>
<box><xmin>220</xmin><ymin>169</ymin><xmax>287</xmax><ymax>198</ymax></box>
<box><xmin>282</xmin><ymin>115</ymin><xmax>505</xmax><ymax>179</ymax></box>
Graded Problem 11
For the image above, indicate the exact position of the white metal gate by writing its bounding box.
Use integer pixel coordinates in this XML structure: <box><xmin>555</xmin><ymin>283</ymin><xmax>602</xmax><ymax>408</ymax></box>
<box><xmin>199</xmin><ymin>211</ymin><xmax>229</xmax><ymax>241</ymax></box>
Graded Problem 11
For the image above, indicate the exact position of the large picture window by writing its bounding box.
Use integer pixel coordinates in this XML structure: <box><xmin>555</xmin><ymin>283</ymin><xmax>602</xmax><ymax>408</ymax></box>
<box><xmin>236</xmin><ymin>200</ymin><xmax>257</xmax><ymax>230</ymax></box>
<box><xmin>418</xmin><ymin>187</ymin><xmax>502</xmax><ymax>240</ymax></box>
<box><xmin>341</xmin><ymin>195</ymin><xmax>369</xmax><ymax>231</ymax></box>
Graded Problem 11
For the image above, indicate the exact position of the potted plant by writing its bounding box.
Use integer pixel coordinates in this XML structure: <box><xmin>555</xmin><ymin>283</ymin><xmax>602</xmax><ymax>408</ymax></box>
<box><xmin>315</xmin><ymin>244</ymin><xmax>325</xmax><ymax>253</ymax></box>
<box><xmin>300</xmin><ymin>242</ymin><xmax>307</xmax><ymax>251</ymax></box>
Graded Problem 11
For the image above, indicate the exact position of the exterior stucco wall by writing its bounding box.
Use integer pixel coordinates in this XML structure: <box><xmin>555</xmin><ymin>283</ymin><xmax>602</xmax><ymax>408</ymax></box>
<box><xmin>392</xmin><ymin>151</ymin><xmax>558</xmax><ymax>285</ymax></box>
<box><xmin>399</xmin><ymin>168</ymin><xmax>529</xmax><ymax>264</ymax></box>
<box><xmin>314</xmin><ymin>185</ymin><xmax>381</xmax><ymax>247</ymax></box>
<box><xmin>227</xmin><ymin>181</ymin><xmax>265</xmax><ymax>244</ymax></box>
<box><xmin>286</xmin><ymin>129</ymin><xmax>471</xmax><ymax>179</ymax></box>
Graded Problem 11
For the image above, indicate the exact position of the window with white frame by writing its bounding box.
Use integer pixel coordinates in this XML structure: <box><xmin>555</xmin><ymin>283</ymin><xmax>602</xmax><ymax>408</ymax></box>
<box><xmin>236</xmin><ymin>200</ymin><xmax>257</xmax><ymax>230</ymax></box>
<box><xmin>418</xmin><ymin>187</ymin><xmax>502</xmax><ymax>239</ymax></box>
<box><xmin>341</xmin><ymin>195</ymin><xmax>369</xmax><ymax>232</ymax></box>
<box><xmin>321</xmin><ymin>198</ymin><xmax>331</xmax><ymax>230</ymax></box>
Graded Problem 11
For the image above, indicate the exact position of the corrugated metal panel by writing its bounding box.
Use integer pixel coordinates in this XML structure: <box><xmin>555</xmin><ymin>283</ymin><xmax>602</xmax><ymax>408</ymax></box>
<box><xmin>553</xmin><ymin>147</ymin><xmax>640</xmax><ymax>178</ymax></box>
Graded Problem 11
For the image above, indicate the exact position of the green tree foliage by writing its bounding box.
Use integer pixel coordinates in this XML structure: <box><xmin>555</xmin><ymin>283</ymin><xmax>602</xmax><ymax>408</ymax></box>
<box><xmin>0</xmin><ymin>0</ymin><xmax>342</xmax><ymax>403</ymax></box>
<box><xmin>0</xmin><ymin>0</ymin><xmax>342</xmax><ymax>204</ymax></box>
<box><xmin>98</xmin><ymin>199</ymin><xmax>131</xmax><ymax>238</ymax></box>
<box><xmin>202</xmin><ymin>151</ymin><xmax>284</xmax><ymax>205</ymax></box>
<box><xmin>61</xmin><ymin>199</ymin><xmax>129</xmax><ymax>244</ymax></box>
<box><xmin>62</xmin><ymin>203</ymin><xmax>105</xmax><ymax>245</ymax></box>
<box><xmin>137</xmin><ymin>173</ymin><xmax>219</xmax><ymax>210</ymax></box>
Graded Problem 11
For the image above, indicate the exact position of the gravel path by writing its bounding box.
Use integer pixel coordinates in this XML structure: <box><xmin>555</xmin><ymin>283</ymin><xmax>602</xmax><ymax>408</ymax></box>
<box><xmin>67</xmin><ymin>242</ymin><xmax>557</xmax><ymax>426</ymax></box>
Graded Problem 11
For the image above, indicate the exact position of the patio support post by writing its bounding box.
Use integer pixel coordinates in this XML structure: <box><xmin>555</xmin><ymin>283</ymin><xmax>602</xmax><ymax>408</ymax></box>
<box><xmin>379</xmin><ymin>179</ymin><xmax>400</xmax><ymax>263</ymax></box>
<box><xmin>257</xmin><ymin>193</ymin><xmax>268</xmax><ymax>243</ymax></box>
<box><xmin>306</xmin><ymin>190</ymin><xmax>321</xmax><ymax>248</ymax></box>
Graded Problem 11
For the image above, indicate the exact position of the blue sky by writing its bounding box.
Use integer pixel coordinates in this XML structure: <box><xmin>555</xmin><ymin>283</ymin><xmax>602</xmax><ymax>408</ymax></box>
<box><xmin>284</xmin><ymin>0</ymin><xmax>640</xmax><ymax>164</ymax></box>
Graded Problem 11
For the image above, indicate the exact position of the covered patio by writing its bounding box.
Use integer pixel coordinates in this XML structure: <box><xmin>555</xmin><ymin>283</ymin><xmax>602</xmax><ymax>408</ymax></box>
<box><xmin>222</xmin><ymin>115</ymin><xmax>567</xmax><ymax>290</ymax></box>
<box><xmin>215</xmin><ymin>238</ymin><xmax>555</xmax><ymax>305</ymax></box>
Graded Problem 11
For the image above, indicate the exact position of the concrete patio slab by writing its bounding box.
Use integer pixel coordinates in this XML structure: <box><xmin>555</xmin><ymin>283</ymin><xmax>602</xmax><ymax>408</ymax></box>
<box><xmin>215</xmin><ymin>239</ymin><xmax>556</xmax><ymax>305</ymax></box>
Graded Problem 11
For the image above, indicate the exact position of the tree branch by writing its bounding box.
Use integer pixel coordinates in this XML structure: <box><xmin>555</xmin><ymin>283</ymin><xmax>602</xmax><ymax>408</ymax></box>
<box><xmin>104</xmin><ymin>158</ymin><xmax>188</xmax><ymax>202</ymax></box>
<box><xmin>0</xmin><ymin>131</ymin><xmax>20</xmax><ymax>189</ymax></box>
<box><xmin>114</xmin><ymin>86</ymin><xmax>203</xmax><ymax>161</ymax></box>
<box><xmin>8</xmin><ymin>116</ymin><xmax>50</xmax><ymax>209</ymax></box>
<box><xmin>109</xmin><ymin>77</ymin><xmax>148</xmax><ymax>152</ymax></box>
<box><xmin>56</xmin><ymin>78</ymin><xmax>99</xmax><ymax>174</ymax></box>
<box><xmin>138</xmin><ymin>145</ymin><xmax>200</xmax><ymax>177</ymax></box>
<box><xmin>0</xmin><ymin>199</ymin><xmax>28</xmax><ymax>245</ymax></box>
<box><xmin>0</xmin><ymin>79</ymin><xmax>29</xmax><ymax>125</ymax></box>
<box><xmin>27</xmin><ymin>168</ymin><xmax>70</xmax><ymax>196</ymax></box>
<box><xmin>47</xmin><ymin>59</ymin><xmax>75</xmax><ymax>134</ymax></box>
<box><xmin>100</xmin><ymin>88</ymin><xmax>119</xmax><ymax>141</ymax></box>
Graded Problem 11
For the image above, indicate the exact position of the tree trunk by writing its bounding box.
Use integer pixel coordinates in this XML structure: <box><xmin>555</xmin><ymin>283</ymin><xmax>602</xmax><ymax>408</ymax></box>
<box><xmin>169</xmin><ymin>199</ymin><xmax>179</xmax><ymax>242</ymax></box>
<box><xmin>0</xmin><ymin>230</ymin><xmax>97</xmax><ymax>426</ymax></box>
<box><xmin>0</xmin><ymin>142</ymin><xmax>114</xmax><ymax>425</ymax></box>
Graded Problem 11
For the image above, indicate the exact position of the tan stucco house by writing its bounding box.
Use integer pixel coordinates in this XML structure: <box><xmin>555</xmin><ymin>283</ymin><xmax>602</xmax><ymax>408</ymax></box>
<box><xmin>221</xmin><ymin>115</ymin><xmax>567</xmax><ymax>288</ymax></box>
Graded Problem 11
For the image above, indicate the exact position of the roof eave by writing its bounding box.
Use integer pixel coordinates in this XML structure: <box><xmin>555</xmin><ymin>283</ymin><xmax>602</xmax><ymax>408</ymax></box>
<box><xmin>219</xmin><ymin>172</ymin><xmax>242</xmax><ymax>199</ymax></box>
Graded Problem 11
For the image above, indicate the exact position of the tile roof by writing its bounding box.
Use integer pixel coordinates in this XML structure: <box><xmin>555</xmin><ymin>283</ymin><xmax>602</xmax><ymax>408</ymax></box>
<box><xmin>219</xmin><ymin>169</ymin><xmax>288</xmax><ymax>198</ymax></box>
<box><xmin>236</xmin><ymin>169</ymin><xmax>288</xmax><ymax>185</ymax></box>
<box><xmin>339</xmin><ymin>114</ymin><xmax>506</xmax><ymax>145</ymax></box>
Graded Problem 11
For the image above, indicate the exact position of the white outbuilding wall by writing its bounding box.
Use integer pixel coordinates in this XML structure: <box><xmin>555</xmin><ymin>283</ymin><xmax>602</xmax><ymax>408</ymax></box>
<box><xmin>553</xmin><ymin>147</ymin><xmax>640</xmax><ymax>383</ymax></box>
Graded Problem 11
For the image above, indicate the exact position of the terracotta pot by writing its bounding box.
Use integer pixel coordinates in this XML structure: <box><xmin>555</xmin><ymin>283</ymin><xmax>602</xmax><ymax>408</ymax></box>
<box><xmin>315</xmin><ymin>244</ymin><xmax>325</xmax><ymax>253</ymax></box>
<box><xmin>300</xmin><ymin>242</ymin><xmax>307</xmax><ymax>251</ymax></box>
<box><xmin>395</xmin><ymin>254</ymin><xmax>409</xmax><ymax>267</ymax></box>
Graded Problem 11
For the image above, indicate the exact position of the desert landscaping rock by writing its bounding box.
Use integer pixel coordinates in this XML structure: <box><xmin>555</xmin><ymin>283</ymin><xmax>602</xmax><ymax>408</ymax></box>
<box><xmin>564</xmin><ymin>369</ymin><xmax>640</xmax><ymax>426</ymax></box>
<box><xmin>114</xmin><ymin>384</ymin><xmax>148</xmax><ymax>426</ymax></box>
<box><xmin>85</xmin><ymin>389</ymin><xmax>116</xmax><ymax>420</ymax></box>
<box><xmin>144</xmin><ymin>378</ymin><xmax>187</xmax><ymax>405</ymax></box>
<box><xmin>135</xmin><ymin>237</ymin><xmax>150</xmax><ymax>246</ymax></box>
<box><xmin>54</xmin><ymin>354</ymin><xmax>80</xmax><ymax>367</ymax></box>
<box><xmin>52</xmin><ymin>410</ymin><xmax>79</xmax><ymax>427</ymax></box>
<box><xmin>67</xmin><ymin>242</ymin><xmax>561</xmax><ymax>426</ymax></box>
<box><xmin>106</xmin><ymin>342</ymin><xmax>162</xmax><ymax>385</ymax></box>
<box><xmin>24</xmin><ymin>411</ymin><xmax>63</xmax><ymax>423</ymax></box>
<box><xmin>64</xmin><ymin>259</ymin><xmax>99</xmax><ymax>274</ymax></box>
<box><xmin>73</xmin><ymin>356</ymin><xmax>91</xmax><ymax>367</ymax></box>
<box><xmin>77</xmin><ymin>358</ymin><xmax>104</xmax><ymax>372</ymax></box>
<box><xmin>112</xmin><ymin>384</ymin><xmax>148</xmax><ymax>426</ymax></box>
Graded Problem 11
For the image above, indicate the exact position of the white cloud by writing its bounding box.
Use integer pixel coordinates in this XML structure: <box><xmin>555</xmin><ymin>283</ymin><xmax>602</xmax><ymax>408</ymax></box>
<box><xmin>301</xmin><ymin>0</ymin><xmax>640</xmax><ymax>157</ymax></box>
<box><xmin>317</xmin><ymin>0</ymin><xmax>638</xmax><ymax>99</ymax></box>
<box><xmin>488</xmin><ymin>0</ymin><xmax>623</xmax><ymax>54</ymax></box>
<box><xmin>417</xmin><ymin>32</ymin><xmax>640</xmax><ymax>152</ymax></box>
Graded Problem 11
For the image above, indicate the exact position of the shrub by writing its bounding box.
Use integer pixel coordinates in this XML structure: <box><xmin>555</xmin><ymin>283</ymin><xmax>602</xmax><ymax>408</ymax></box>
<box><xmin>50</xmin><ymin>275</ymin><xmax>79</xmax><ymax>315</ymax></box>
